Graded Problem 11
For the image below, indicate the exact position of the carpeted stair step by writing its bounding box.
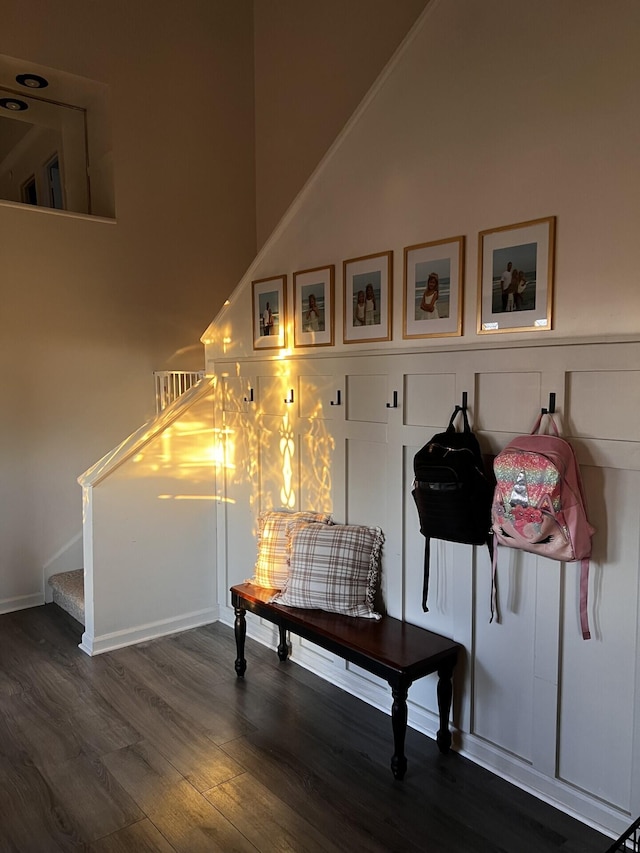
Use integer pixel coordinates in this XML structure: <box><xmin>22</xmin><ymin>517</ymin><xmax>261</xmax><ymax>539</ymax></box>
<box><xmin>48</xmin><ymin>570</ymin><xmax>85</xmax><ymax>626</ymax></box>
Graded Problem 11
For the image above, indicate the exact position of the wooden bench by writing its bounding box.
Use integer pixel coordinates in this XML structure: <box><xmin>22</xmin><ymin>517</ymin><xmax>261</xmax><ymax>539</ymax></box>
<box><xmin>230</xmin><ymin>582</ymin><xmax>461</xmax><ymax>780</ymax></box>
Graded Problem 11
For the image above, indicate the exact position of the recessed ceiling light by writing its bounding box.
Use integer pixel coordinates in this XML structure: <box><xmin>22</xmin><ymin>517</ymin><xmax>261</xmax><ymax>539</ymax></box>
<box><xmin>16</xmin><ymin>73</ymin><xmax>48</xmax><ymax>89</ymax></box>
<box><xmin>0</xmin><ymin>98</ymin><xmax>28</xmax><ymax>111</ymax></box>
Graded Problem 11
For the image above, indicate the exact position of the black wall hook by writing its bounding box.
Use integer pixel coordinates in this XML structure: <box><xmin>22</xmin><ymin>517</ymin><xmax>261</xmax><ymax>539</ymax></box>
<box><xmin>243</xmin><ymin>388</ymin><xmax>254</xmax><ymax>403</ymax></box>
<box><xmin>541</xmin><ymin>392</ymin><xmax>556</xmax><ymax>415</ymax></box>
<box><xmin>386</xmin><ymin>391</ymin><xmax>398</xmax><ymax>409</ymax></box>
<box><xmin>453</xmin><ymin>392</ymin><xmax>468</xmax><ymax>416</ymax></box>
<box><xmin>330</xmin><ymin>390</ymin><xmax>342</xmax><ymax>406</ymax></box>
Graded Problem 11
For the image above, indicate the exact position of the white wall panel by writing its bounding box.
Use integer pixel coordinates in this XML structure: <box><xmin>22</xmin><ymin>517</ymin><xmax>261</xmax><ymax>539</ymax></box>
<box><xmin>221</xmin><ymin>409</ymin><xmax>260</xmax><ymax>593</ymax></box>
<box><xmin>346</xmin><ymin>374</ymin><xmax>389</xmax><ymax>424</ymax></box>
<box><xmin>476</xmin><ymin>371</ymin><xmax>542</xmax><ymax>433</ymax></box>
<box><xmin>220</xmin><ymin>376</ymin><xmax>251</xmax><ymax>413</ymax></box>
<box><xmin>257</xmin><ymin>413</ymin><xmax>296</xmax><ymax>511</ymax></box>
<box><xmin>81</xmin><ymin>385</ymin><xmax>219</xmax><ymax>654</ymax></box>
<box><xmin>258</xmin><ymin>374</ymin><xmax>293</xmax><ymax>416</ymax></box>
<box><xmin>473</xmin><ymin>547</ymin><xmax>537</xmax><ymax>762</ymax></box>
<box><xmin>404</xmin><ymin>373</ymin><xmax>457</xmax><ymax>427</ymax></box>
<box><xmin>346</xmin><ymin>438</ymin><xmax>388</xmax><ymax>529</ymax></box>
<box><xmin>297</xmin><ymin>375</ymin><xmax>340</xmax><ymax>514</ymax></box>
<box><xmin>558</xmin><ymin>467</ymin><xmax>640</xmax><ymax>811</ymax></box>
<box><xmin>567</xmin><ymin>370</ymin><xmax>640</xmax><ymax>442</ymax></box>
<box><xmin>298</xmin><ymin>373</ymin><xmax>340</xmax><ymax>420</ymax></box>
<box><xmin>297</xmin><ymin>421</ymin><xmax>338</xmax><ymax>515</ymax></box>
<box><xmin>346</xmin><ymin>433</ymin><xmax>393</xmax><ymax>614</ymax></box>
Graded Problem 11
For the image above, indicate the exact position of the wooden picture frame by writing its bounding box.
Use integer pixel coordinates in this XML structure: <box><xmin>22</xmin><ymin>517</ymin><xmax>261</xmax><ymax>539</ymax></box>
<box><xmin>477</xmin><ymin>216</ymin><xmax>555</xmax><ymax>334</ymax></box>
<box><xmin>293</xmin><ymin>264</ymin><xmax>335</xmax><ymax>348</ymax></box>
<box><xmin>403</xmin><ymin>236</ymin><xmax>464</xmax><ymax>339</ymax></box>
<box><xmin>252</xmin><ymin>274</ymin><xmax>286</xmax><ymax>350</ymax></box>
<box><xmin>343</xmin><ymin>250</ymin><xmax>393</xmax><ymax>344</ymax></box>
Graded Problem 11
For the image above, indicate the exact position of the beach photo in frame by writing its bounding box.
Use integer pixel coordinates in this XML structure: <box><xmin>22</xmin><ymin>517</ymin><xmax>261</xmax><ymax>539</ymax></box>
<box><xmin>477</xmin><ymin>216</ymin><xmax>555</xmax><ymax>334</ymax></box>
<box><xmin>343</xmin><ymin>250</ymin><xmax>393</xmax><ymax>344</ymax></box>
<box><xmin>252</xmin><ymin>274</ymin><xmax>286</xmax><ymax>350</ymax></box>
<box><xmin>403</xmin><ymin>236</ymin><xmax>464</xmax><ymax>339</ymax></box>
<box><xmin>293</xmin><ymin>264</ymin><xmax>334</xmax><ymax>348</ymax></box>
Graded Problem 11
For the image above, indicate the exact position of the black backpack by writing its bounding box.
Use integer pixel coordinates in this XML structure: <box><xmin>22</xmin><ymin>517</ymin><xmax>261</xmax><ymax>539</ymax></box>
<box><xmin>412</xmin><ymin>405</ymin><xmax>493</xmax><ymax>611</ymax></box>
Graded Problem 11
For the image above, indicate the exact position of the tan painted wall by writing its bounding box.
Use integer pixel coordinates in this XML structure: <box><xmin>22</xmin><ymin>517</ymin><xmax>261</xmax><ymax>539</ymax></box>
<box><xmin>253</xmin><ymin>0</ymin><xmax>428</xmax><ymax>247</ymax></box>
<box><xmin>0</xmin><ymin>0</ymin><xmax>256</xmax><ymax>609</ymax></box>
<box><xmin>206</xmin><ymin>0</ymin><xmax>640</xmax><ymax>359</ymax></box>
<box><xmin>0</xmin><ymin>0</ymin><xmax>444</xmax><ymax>613</ymax></box>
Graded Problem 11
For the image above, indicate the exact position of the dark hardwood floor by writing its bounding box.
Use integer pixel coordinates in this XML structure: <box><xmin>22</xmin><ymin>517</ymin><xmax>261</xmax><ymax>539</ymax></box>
<box><xmin>0</xmin><ymin>604</ymin><xmax>610</xmax><ymax>852</ymax></box>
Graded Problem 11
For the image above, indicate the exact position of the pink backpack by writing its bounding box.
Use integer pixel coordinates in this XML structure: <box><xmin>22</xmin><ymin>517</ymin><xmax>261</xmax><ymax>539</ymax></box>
<box><xmin>491</xmin><ymin>412</ymin><xmax>595</xmax><ymax>639</ymax></box>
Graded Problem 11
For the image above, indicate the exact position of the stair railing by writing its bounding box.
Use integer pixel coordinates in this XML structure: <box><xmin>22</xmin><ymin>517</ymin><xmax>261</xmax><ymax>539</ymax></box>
<box><xmin>154</xmin><ymin>370</ymin><xmax>205</xmax><ymax>414</ymax></box>
<box><xmin>604</xmin><ymin>815</ymin><xmax>640</xmax><ymax>852</ymax></box>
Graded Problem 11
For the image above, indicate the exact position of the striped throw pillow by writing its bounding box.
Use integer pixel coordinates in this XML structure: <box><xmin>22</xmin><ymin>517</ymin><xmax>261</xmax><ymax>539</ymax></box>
<box><xmin>252</xmin><ymin>509</ymin><xmax>333</xmax><ymax>590</ymax></box>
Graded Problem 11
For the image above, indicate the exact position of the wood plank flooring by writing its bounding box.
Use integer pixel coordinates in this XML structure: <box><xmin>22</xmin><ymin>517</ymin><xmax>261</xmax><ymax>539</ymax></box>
<box><xmin>0</xmin><ymin>604</ymin><xmax>610</xmax><ymax>852</ymax></box>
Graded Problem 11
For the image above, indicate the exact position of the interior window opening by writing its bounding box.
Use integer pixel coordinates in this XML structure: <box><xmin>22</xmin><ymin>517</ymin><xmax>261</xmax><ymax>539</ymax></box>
<box><xmin>0</xmin><ymin>53</ymin><xmax>114</xmax><ymax>218</ymax></box>
<box><xmin>21</xmin><ymin>174</ymin><xmax>37</xmax><ymax>205</ymax></box>
<box><xmin>46</xmin><ymin>154</ymin><xmax>64</xmax><ymax>209</ymax></box>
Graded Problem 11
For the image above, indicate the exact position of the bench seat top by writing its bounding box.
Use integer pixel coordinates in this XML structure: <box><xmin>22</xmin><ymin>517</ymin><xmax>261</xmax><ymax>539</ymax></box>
<box><xmin>231</xmin><ymin>582</ymin><xmax>460</xmax><ymax>682</ymax></box>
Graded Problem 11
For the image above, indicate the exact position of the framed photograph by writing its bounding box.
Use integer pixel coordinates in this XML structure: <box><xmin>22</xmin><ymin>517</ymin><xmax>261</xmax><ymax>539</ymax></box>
<box><xmin>252</xmin><ymin>274</ymin><xmax>286</xmax><ymax>350</ymax></box>
<box><xmin>293</xmin><ymin>264</ymin><xmax>335</xmax><ymax>348</ymax></box>
<box><xmin>477</xmin><ymin>216</ymin><xmax>555</xmax><ymax>334</ymax></box>
<box><xmin>403</xmin><ymin>236</ymin><xmax>464</xmax><ymax>339</ymax></box>
<box><xmin>343</xmin><ymin>250</ymin><xmax>393</xmax><ymax>344</ymax></box>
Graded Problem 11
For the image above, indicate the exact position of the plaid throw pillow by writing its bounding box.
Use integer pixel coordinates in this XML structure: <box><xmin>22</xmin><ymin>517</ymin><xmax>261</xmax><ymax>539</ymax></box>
<box><xmin>272</xmin><ymin>522</ymin><xmax>384</xmax><ymax>619</ymax></box>
<box><xmin>251</xmin><ymin>509</ymin><xmax>333</xmax><ymax>589</ymax></box>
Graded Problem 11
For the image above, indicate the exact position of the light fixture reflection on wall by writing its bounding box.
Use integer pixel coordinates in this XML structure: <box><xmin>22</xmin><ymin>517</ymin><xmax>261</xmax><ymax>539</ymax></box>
<box><xmin>279</xmin><ymin>412</ymin><xmax>296</xmax><ymax>509</ymax></box>
<box><xmin>16</xmin><ymin>73</ymin><xmax>48</xmax><ymax>89</ymax></box>
<box><xmin>0</xmin><ymin>97</ymin><xmax>28</xmax><ymax>111</ymax></box>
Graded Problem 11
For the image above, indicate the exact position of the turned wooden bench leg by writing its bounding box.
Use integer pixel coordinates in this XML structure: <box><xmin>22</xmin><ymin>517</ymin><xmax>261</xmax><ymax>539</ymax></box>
<box><xmin>390</xmin><ymin>678</ymin><xmax>410</xmax><ymax>780</ymax></box>
<box><xmin>234</xmin><ymin>606</ymin><xmax>247</xmax><ymax>677</ymax></box>
<box><xmin>277</xmin><ymin>623</ymin><xmax>289</xmax><ymax>662</ymax></box>
<box><xmin>436</xmin><ymin>661</ymin><xmax>454</xmax><ymax>754</ymax></box>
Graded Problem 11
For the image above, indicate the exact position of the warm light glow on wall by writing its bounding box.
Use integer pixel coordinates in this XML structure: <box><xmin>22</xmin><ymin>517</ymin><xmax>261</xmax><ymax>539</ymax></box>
<box><xmin>157</xmin><ymin>493</ymin><xmax>235</xmax><ymax>503</ymax></box>
<box><xmin>215</xmin><ymin>361</ymin><xmax>334</xmax><ymax>518</ymax></box>
<box><xmin>112</xmin><ymin>387</ymin><xmax>232</xmax><ymax>482</ymax></box>
<box><xmin>279</xmin><ymin>411</ymin><xmax>295</xmax><ymax>508</ymax></box>
<box><xmin>300</xmin><ymin>402</ymin><xmax>334</xmax><ymax>511</ymax></box>
<box><xmin>201</xmin><ymin>322</ymin><xmax>233</xmax><ymax>353</ymax></box>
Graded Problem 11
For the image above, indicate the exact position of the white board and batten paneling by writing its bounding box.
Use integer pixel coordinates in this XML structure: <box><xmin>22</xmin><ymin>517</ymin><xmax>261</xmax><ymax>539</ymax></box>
<box><xmin>215</xmin><ymin>338</ymin><xmax>640</xmax><ymax>838</ymax></box>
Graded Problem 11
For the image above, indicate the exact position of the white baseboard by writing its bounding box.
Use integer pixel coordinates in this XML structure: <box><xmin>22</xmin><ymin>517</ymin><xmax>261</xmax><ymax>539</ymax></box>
<box><xmin>79</xmin><ymin>605</ymin><xmax>220</xmax><ymax>656</ymax></box>
<box><xmin>455</xmin><ymin>736</ymin><xmax>625</xmax><ymax>842</ymax></box>
<box><xmin>0</xmin><ymin>592</ymin><xmax>44</xmax><ymax>615</ymax></box>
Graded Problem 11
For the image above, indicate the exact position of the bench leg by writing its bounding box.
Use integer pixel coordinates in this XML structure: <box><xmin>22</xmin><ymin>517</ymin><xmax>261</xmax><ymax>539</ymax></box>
<box><xmin>436</xmin><ymin>662</ymin><xmax>454</xmax><ymax>753</ymax></box>
<box><xmin>390</xmin><ymin>680</ymin><xmax>409</xmax><ymax>780</ymax></box>
<box><xmin>234</xmin><ymin>606</ymin><xmax>247</xmax><ymax>677</ymax></box>
<box><xmin>277</xmin><ymin>624</ymin><xmax>289</xmax><ymax>662</ymax></box>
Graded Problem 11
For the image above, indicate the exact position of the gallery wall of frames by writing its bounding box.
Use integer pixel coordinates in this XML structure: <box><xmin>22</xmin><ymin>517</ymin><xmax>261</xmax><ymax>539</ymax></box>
<box><xmin>249</xmin><ymin>216</ymin><xmax>555</xmax><ymax>353</ymax></box>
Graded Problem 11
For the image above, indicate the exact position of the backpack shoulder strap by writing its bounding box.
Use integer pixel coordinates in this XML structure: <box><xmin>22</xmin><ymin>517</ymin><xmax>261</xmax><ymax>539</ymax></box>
<box><xmin>530</xmin><ymin>411</ymin><xmax>560</xmax><ymax>436</ymax></box>
<box><xmin>448</xmin><ymin>404</ymin><xmax>472</xmax><ymax>434</ymax></box>
<box><xmin>580</xmin><ymin>557</ymin><xmax>591</xmax><ymax>640</ymax></box>
<box><xmin>422</xmin><ymin>538</ymin><xmax>430</xmax><ymax>612</ymax></box>
<box><xmin>490</xmin><ymin>536</ymin><xmax>498</xmax><ymax>624</ymax></box>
